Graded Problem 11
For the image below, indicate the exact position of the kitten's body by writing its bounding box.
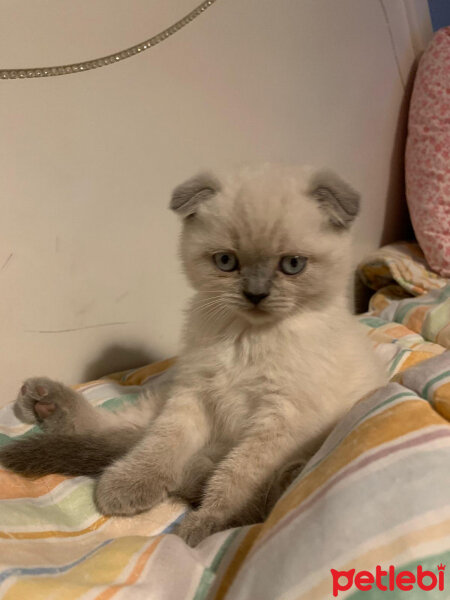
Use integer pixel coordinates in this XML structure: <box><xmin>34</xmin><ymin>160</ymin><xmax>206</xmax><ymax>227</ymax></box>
<box><xmin>0</xmin><ymin>165</ymin><xmax>387</xmax><ymax>546</ymax></box>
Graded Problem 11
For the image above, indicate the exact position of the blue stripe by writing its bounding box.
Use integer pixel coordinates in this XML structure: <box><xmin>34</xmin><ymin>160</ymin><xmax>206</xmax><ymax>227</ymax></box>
<box><xmin>0</xmin><ymin>514</ymin><xmax>181</xmax><ymax>585</ymax></box>
<box><xmin>0</xmin><ymin>538</ymin><xmax>113</xmax><ymax>584</ymax></box>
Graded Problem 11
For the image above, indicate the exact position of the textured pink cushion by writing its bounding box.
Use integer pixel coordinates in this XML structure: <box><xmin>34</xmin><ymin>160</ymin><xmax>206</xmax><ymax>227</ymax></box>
<box><xmin>405</xmin><ymin>27</ymin><xmax>450</xmax><ymax>277</ymax></box>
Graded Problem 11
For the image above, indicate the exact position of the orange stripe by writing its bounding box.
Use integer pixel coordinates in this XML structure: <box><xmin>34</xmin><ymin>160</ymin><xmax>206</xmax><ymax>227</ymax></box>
<box><xmin>213</xmin><ymin>525</ymin><xmax>262</xmax><ymax>600</ymax></box>
<box><xmin>73</xmin><ymin>378</ymin><xmax>112</xmax><ymax>391</ymax></box>
<box><xmin>94</xmin><ymin>536</ymin><xmax>162</xmax><ymax>600</ymax></box>
<box><xmin>75</xmin><ymin>358</ymin><xmax>175</xmax><ymax>389</ymax></box>
<box><xmin>434</xmin><ymin>381</ymin><xmax>450</xmax><ymax>421</ymax></box>
<box><xmin>405</xmin><ymin>305</ymin><xmax>429</xmax><ymax>334</ymax></box>
<box><xmin>0</xmin><ymin>471</ymin><xmax>69</xmax><ymax>500</ymax></box>
<box><xmin>120</xmin><ymin>358</ymin><xmax>176</xmax><ymax>386</ymax></box>
<box><xmin>381</xmin><ymin>324</ymin><xmax>414</xmax><ymax>339</ymax></box>
<box><xmin>409</xmin><ymin>341</ymin><xmax>444</xmax><ymax>355</ymax></box>
<box><xmin>397</xmin><ymin>351</ymin><xmax>436</xmax><ymax>372</ymax></box>
<box><xmin>0</xmin><ymin>516</ymin><xmax>109</xmax><ymax>539</ymax></box>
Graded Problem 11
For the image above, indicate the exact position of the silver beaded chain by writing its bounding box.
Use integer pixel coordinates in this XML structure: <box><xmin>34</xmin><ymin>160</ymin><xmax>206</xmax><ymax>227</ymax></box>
<box><xmin>1</xmin><ymin>0</ymin><xmax>218</xmax><ymax>80</ymax></box>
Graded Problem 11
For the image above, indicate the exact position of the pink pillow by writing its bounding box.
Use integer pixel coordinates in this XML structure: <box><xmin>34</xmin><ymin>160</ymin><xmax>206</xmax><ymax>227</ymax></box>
<box><xmin>405</xmin><ymin>27</ymin><xmax>450</xmax><ymax>277</ymax></box>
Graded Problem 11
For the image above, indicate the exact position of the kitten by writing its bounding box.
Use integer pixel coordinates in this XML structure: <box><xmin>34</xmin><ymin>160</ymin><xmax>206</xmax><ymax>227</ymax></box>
<box><xmin>0</xmin><ymin>165</ymin><xmax>387</xmax><ymax>546</ymax></box>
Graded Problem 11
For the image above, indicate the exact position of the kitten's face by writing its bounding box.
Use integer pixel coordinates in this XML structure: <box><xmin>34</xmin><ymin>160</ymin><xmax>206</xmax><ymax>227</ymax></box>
<box><xmin>177</xmin><ymin>166</ymin><xmax>356</xmax><ymax>325</ymax></box>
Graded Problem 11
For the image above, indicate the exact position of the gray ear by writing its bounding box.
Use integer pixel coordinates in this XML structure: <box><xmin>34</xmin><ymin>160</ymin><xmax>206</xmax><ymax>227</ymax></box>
<box><xmin>170</xmin><ymin>173</ymin><xmax>221</xmax><ymax>218</ymax></box>
<box><xmin>309</xmin><ymin>170</ymin><xmax>360</xmax><ymax>229</ymax></box>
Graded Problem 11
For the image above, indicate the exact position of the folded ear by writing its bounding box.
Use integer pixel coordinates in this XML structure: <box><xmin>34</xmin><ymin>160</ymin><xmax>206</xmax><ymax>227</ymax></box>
<box><xmin>170</xmin><ymin>173</ymin><xmax>221</xmax><ymax>218</ymax></box>
<box><xmin>309</xmin><ymin>170</ymin><xmax>360</xmax><ymax>229</ymax></box>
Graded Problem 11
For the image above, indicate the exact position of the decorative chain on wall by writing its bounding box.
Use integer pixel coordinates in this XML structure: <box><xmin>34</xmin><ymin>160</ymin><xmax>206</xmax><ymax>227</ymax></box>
<box><xmin>1</xmin><ymin>0</ymin><xmax>218</xmax><ymax>80</ymax></box>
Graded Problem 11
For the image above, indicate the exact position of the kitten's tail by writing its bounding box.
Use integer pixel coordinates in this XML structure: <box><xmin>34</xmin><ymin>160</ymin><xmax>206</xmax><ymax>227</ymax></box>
<box><xmin>0</xmin><ymin>429</ymin><xmax>142</xmax><ymax>478</ymax></box>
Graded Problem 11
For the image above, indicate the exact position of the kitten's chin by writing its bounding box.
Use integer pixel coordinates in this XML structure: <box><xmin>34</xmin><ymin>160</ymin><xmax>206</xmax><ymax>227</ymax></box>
<box><xmin>238</xmin><ymin>307</ymin><xmax>278</xmax><ymax>325</ymax></box>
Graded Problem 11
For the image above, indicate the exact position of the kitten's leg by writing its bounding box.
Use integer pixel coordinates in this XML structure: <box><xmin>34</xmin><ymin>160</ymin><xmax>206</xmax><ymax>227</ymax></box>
<box><xmin>264</xmin><ymin>456</ymin><xmax>309</xmax><ymax>514</ymax></box>
<box><xmin>94</xmin><ymin>392</ymin><xmax>210</xmax><ymax>516</ymax></box>
<box><xmin>13</xmin><ymin>377</ymin><xmax>161</xmax><ymax>434</ymax></box>
<box><xmin>0</xmin><ymin>378</ymin><xmax>162</xmax><ymax>477</ymax></box>
<box><xmin>176</xmin><ymin>413</ymin><xmax>304</xmax><ymax>546</ymax></box>
<box><xmin>175</xmin><ymin>442</ymin><xmax>229</xmax><ymax>506</ymax></box>
<box><xmin>0</xmin><ymin>428</ymin><xmax>144</xmax><ymax>477</ymax></box>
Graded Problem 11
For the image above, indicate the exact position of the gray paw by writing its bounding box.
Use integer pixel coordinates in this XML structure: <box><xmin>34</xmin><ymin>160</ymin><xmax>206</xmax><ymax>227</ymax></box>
<box><xmin>14</xmin><ymin>377</ymin><xmax>79</xmax><ymax>434</ymax></box>
<box><xmin>176</xmin><ymin>510</ymin><xmax>225</xmax><ymax>547</ymax></box>
<box><xmin>95</xmin><ymin>461</ymin><xmax>168</xmax><ymax>516</ymax></box>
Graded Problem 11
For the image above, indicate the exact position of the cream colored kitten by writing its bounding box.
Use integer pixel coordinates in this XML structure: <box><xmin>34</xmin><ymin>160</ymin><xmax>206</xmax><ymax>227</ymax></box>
<box><xmin>0</xmin><ymin>165</ymin><xmax>387</xmax><ymax>546</ymax></box>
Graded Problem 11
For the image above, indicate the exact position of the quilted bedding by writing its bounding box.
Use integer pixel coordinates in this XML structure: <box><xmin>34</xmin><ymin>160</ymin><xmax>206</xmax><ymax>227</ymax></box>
<box><xmin>0</xmin><ymin>243</ymin><xmax>449</xmax><ymax>600</ymax></box>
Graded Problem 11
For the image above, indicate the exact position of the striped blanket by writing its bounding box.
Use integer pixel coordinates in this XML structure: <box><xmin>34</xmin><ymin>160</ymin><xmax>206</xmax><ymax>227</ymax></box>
<box><xmin>1</xmin><ymin>243</ymin><xmax>449</xmax><ymax>599</ymax></box>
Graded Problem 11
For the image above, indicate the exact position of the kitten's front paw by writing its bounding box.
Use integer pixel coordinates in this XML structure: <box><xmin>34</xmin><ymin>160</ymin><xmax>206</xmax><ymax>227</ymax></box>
<box><xmin>95</xmin><ymin>461</ymin><xmax>168</xmax><ymax>516</ymax></box>
<box><xmin>14</xmin><ymin>377</ymin><xmax>81</xmax><ymax>434</ymax></box>
<box><xmin>176</xmin><ymin>510</ymin><xmax>225</xmax><ymax>547</ymax></box>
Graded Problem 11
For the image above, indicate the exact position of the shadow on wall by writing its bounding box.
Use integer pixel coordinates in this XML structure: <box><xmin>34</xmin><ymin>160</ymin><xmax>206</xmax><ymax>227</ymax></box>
<box><xmin>82</xmin><ymin>344</ymin><xmax>158</xmax><ymax>381</ymax></box>
<box><xmin>353</xmin><ymin>58</ymin><xmax>422</xmax><ymax>314</ymax></box>
<box><xmin>380</xmin><ymin>59</ymin><xmax>419</xmax><ymax>248</ymax></box>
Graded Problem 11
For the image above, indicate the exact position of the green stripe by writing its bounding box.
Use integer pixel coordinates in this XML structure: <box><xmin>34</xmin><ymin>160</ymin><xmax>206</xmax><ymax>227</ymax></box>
<box><xmin>422</xmin><ymin>371</ymin><xmax>450</xmax><ymax>400</ymax></box>
<box><xmin>422</xmin><ymin>298</ymin><xmax>450</xmax><ymax>343</ymax></box>
<box><xmin>346</xmin><ymin>548</ymin><xmax>450</xmax><ymax>598</ymax></box>
<box><xmin>0</xmin><ymin>426</ymin><xmax>39</xmax><ymax>446</ymax></box>
<box><xmin>358</xmin><ymin>317</ymin><xmax>387</xmax><ymax>328</ymax></box>
<box><xmin>98</xmin><ymin>393</ymin><xmax>139</xmax><ymax>411</ymax></box>
<box><xmin>192</xmin><ymin>529</ymin><xmax>241</xmax><ymax>600</ymax></box>
<box><xmin>388</xmin><ymin>349</ymin><xmax>410</xmax><ymax>375</ymax></box>
<box><xmin>0</xmin><ymin>481</ymin><xmax>97</xmax><ymax>528</ymax></box>
<box><xmin>394</xmin><ymin>302</ymin><xmax>420</xmax><ymax>326</ymax></box>
<box><xmin>393</xmin><ymin>285</ymin><xmax>450</xmax><ymax>324</ymax></box>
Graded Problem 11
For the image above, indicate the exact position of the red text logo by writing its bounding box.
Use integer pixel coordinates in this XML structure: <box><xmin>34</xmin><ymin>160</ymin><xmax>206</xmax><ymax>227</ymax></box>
<box><xmin>331</xmin><ymin>564</ymin><xmax>445</xmax><ymax>597</ymax></box>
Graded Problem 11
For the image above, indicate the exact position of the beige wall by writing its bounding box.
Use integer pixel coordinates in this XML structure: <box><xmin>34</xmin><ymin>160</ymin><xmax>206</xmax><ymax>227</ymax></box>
<box><xmin>0</xmin><ymin>0</ymin><xmax>431</xmax><ymax>404</ymax></box>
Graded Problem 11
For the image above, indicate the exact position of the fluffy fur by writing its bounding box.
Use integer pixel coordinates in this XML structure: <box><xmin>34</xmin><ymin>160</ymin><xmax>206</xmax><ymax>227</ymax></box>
<box><xmin>0</xmin><ymin>165</ymin><xmax>387</xmax><ymax>546</ymax></box>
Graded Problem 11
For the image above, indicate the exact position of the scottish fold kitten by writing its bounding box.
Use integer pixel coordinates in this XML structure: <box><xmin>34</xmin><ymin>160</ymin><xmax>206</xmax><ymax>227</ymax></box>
<box><xmin>0</xmin><ymin>165</ymin><xmax>387</xmax><ymax>546</ymax></box>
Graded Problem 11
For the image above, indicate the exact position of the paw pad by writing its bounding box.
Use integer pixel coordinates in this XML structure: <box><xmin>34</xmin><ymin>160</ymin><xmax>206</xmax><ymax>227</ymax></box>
<box><xmin>21</xmin><ymin>383</ymin><xmax>48</xmax><ymax>398</ymax></box>
<box><xmin>34</xmin><ymin>402</ymin><xmax>56</xmax><ymax>419</ymax></box>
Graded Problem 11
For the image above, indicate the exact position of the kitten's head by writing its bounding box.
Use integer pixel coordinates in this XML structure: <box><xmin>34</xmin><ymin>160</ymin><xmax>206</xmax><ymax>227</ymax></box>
<box><xmin>170</xmin><ymin>165</ymin><xmax>359</xmax><ymax>325</ymax></box>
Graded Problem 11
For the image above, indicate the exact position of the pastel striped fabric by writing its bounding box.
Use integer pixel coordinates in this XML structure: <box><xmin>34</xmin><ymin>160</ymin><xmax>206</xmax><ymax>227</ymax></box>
<box><xmin>358</xmin><ymin>241</ymin><xmax>447</xmax><ymax>296</ymax></box>
<box><xmin>1</xmin><ymin>250</ymin><xmax>449</xmax><ymax>599</ymax></box>
<box><xmin>358</xmin><ymin>241</ymin><xmax>450</xmax><ymax>353</ymax></box>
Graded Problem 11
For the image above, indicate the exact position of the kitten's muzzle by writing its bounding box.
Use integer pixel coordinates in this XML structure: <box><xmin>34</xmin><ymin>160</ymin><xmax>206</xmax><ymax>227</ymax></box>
<box><xmin>241</xmin><ymin>264</ymin><xmax>272</xmax><ymax>306</ymax></box>
<box><xmin>243</xmin><ymin>291</ymin><xmax>270</xmax><ymax>305</ymax></box>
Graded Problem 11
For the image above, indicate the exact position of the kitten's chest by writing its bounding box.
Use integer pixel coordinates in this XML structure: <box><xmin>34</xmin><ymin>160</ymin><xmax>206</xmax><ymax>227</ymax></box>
<box><xmin>202</xmin><ymin>351</ymin><xmax>269</xmax><ymax>439</ymax></box>
<box><xmin>198</xmin><ymin>332</ymin><xmax>290</xmax><ymax>419</ymax></box>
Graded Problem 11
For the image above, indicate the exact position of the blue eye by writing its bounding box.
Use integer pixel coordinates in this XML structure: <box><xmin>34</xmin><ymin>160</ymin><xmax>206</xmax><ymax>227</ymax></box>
<box><xmin>213</xmin><ymin>252</ymin><xmax>238</xmax><ymax>272</ymax></box>
<box><xmin>279</xmin><ymin>255</ymin><xmax>307</xmax><ymax>275</ymax></box>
